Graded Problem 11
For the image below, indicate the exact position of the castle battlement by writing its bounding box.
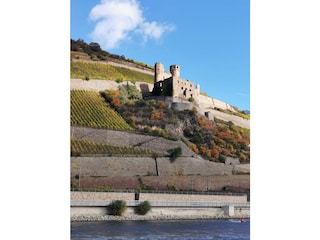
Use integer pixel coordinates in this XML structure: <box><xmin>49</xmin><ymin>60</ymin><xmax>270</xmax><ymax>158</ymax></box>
<box><xmin>153</xmin><ymin>62</ymin><xmax>200</xmax><ymax>103</ymax></box>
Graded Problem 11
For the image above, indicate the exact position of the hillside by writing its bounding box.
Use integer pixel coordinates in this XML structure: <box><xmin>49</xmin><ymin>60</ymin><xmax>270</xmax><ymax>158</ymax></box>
<box><xmin>71</xmin><ymin>61</ymin><xmax>154</xmax><ymax>84</ymax></box>
<box><xmin>70</xmin><ymin>39</ymin><xmax>250</xmax><ymax>194</ymax></box>
<box><xmin>71</xmin><ymin>90</ymin><xmax>133</xmax><ymax>131</ymax></box>
<box><xmin>71</xmin><ymin>39</ymin><xmax>155</xmax><ymax>72</ymax></box>
<box><xmin>71</xmin><ymin>39</ymin><xmax>250</xmax><ymax>124</ymax></box>
<box><xmin>70</xmin><ymin>89</ymin><xmax>249</xmax><ymax>162</ymax></box>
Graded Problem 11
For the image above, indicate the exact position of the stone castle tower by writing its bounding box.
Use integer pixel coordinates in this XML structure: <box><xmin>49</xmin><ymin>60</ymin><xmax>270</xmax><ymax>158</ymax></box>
<box><xmin>153</xmin><ymin>62</ymin><xmax>200</xmax><ymax>103</ymax></box>
<box><xmin>170</xmin><ymin>65</ymin><xmax>180</xmax><ymax>77</ymax></box>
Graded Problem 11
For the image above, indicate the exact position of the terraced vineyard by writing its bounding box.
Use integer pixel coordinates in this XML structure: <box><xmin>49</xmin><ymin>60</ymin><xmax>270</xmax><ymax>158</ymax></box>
<box><xmin>71</xmin><ymin>90</ymin><xmax>133</xmax><ymax>131</ymax></box>
<box><xmin>71</xmin><ymin>138</ymin><xmax>152</xmax><ymax>156</ymax></box>
<box><xmin>71</xmin><ymin>61</ymin><xmax>154</xmax><ymax>83</ymax></box>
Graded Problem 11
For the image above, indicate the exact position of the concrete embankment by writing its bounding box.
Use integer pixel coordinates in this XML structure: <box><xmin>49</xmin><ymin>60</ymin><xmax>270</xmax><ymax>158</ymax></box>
<box><xmin>71</xmin><ymin>207</ymin><xmax>250</xmax><ymax>222</ymax></box>
<box><xmin>71</xmin><ymin>192</ymin><xmax>250</xmax><ymax>222</ymax></box>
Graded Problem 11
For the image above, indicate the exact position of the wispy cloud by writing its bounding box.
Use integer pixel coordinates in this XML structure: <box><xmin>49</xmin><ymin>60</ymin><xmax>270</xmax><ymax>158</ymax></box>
<box><xmin>89</xmin><ymin>0</ymin><xmax>175</xmax><ymax>49</ymax></box>
<box><xmin>237</xmin><ymin>92</ymin><xmax>249</xmax><ymax>97</ymax></box>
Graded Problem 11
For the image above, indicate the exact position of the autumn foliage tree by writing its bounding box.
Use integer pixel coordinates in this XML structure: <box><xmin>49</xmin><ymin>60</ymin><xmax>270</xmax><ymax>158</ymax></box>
<box><xmin>181</xmin><ymin>115</ymin><xmax>249</xmax><ymax>162</ymax></box>
<box><xmin>211</xmin><ymin>148</ymin><xmax>220</xmax><ymax>159</ymax></box>
<box><xmin>198</xmin><ymin>116</ymin><xmax>213</xmax><ymax>129</ymax></box>
<box><xmin>100</xmin><ymin>90</ymin><xmax>121</xmax><ymax>107</ymax></box>
<box><xmin>150</xmin><ymin>109</ymin><xmax>163</xmax><ymax>120</ymax></box>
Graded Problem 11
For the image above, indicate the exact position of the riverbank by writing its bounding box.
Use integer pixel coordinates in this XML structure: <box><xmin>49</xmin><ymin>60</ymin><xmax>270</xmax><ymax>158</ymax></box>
<box><xmin>71</xmin><ymin>214</ymin><xmax>249</xmax><ymax>222</ymax></box>
<box><xmin>71</xmin><ymin>205</ymin><xmax>250</xmax><ymax>222</ymax></box>
<box><xmin>71</xmin><ymin>191</ymin><xmax>250</xmax><ymax>222</ymax></box>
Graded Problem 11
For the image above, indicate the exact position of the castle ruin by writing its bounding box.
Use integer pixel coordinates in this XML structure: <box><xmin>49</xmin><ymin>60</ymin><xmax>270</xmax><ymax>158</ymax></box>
<box><xmin>152</xmin><ymin>62</ymin><xmax>200</xmax><ymax>104</ymax></box>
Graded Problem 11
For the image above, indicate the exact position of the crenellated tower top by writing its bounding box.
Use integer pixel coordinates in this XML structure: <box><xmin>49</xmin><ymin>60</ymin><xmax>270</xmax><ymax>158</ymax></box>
<box><xmin>170</xmin><ymin>65</ymin><xmax>180</xmax><ymax>77</ymax></box>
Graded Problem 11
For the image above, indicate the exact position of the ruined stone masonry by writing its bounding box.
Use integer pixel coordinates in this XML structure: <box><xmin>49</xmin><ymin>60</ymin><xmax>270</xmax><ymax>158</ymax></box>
<box><xmin>153</xmin><ymin>62</ymin><xmax>200</xmax><ymax>103</ymax></box>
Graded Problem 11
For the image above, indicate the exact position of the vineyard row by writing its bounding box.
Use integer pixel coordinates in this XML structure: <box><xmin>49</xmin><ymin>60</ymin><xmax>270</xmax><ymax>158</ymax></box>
<box><xmin>71</xmin><ymin>61</ymin><xmax>154</xmax><ymax>84</ymax></box>
<box><xmin>71</xmin><ymin>138</ymin><xmax>153</xmax><ymax>156</ymax></box>
<box><xmin>71</xmin><ymin>90</ymin><xmax>133</xmax><ymax>131</ymax></box>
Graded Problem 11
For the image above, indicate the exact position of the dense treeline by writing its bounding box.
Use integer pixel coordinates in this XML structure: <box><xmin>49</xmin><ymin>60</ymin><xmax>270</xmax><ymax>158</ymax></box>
<box><xmin>71</xmin><ymin>38</ymin><xmax>153</xmax><ymax>69</ymax></box>
<box><xmin>71</xmin><ymin>39</ymin><xmax>122</xmax><ymax>61</ymax></box>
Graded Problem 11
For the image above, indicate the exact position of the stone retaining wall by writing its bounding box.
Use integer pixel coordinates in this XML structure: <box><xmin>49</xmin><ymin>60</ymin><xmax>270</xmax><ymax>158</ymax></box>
<box><xmin>71</xmin><ymin>126</ymin><xmax>197</xmax><ymax>157</ymax></box>
<box><xmin>139</xmin><ymin>193</ymin><xmax>246</xmax><ymax>203</ymax></box>
<box><xmin>70</xmin><ymin>78</ymin><xmax>154</xmax><ymax>94</ymax></box>
<box><xmin>71</xmin><ymin>175</ymin><xmax>250</xmax><ymax>192</ymax></box>
<box><xmin>71</xmin><ymin>157</ymin><xmax>234</xmax><ymax>177</ymax></box>
<box><xmin>71</xmin><ymin>192</ymin><xmax>247</xmax><ymax>203</ymax></box>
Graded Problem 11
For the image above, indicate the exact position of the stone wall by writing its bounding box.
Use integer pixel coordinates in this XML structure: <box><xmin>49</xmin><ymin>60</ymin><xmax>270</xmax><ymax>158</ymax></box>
<box><xmin>139</xmin><ymin>193</ymin><xmax>247</xmax><ymax>203</ymax></box>
<box><xmin>208</xmin><ymin>109</ymin><xmax>250</xmax><ymax>129</ymax></box>
<box><xmin>196</xmin><ymin>105</ymin><xmax>250</xmax><ymax>129</ymax></box>
<box><xmin>154</xmin><ymin>62</ymin><xmax>171</xmax><ymax>82</ymax></box>
<box><xmin>71</xmin><ymin>174</ymin><xmax>250</xmax><ymax>193</ymax></box>
<box><xmin>71</xmin><ymin>126</ymin><xmax>198</xmax><ymax>157</ymax></box>
<box><xmin>140</xmin><ymin>175</ymin><xmax>250</xmax><ymax>192</ymax></box>
<box><xmin>70</xmin><ymin>78</ymin><xmax>154</xmax><ymax>94</ymax></box>
<box><xmin>71</xmin><ymin>156</ymin><xmax>234</xmax><ymax>178</ymax></box>
<box><xmin>71</xmin><ymin>191</ymin><xmax>247</xmax><ymax>203</ymax></box>
<box><xmin>225</xmin><ymin>157</ymin><xmax>240</xmax><ymax>165</ymax></box>
<box><xmin>197</xmin><ymin>94</ymin><xmax>235</xmax><ymax>112</ymax></box>
<box><xmin>171</xmin><ymin>102</ymin><xmax>193</xmax><ymax>111</ymax></box>
<box><xmin>172</xmin><ymin>76</ymin><xmax>198</xmax><ymax>101</ymax></box>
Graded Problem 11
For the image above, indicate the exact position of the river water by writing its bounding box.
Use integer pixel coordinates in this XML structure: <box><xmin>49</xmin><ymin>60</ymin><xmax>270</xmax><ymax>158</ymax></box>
<box><xmin>71</xmin><ymin>219</ymin><xmax>250</xmax><ymax>239</ymax></box>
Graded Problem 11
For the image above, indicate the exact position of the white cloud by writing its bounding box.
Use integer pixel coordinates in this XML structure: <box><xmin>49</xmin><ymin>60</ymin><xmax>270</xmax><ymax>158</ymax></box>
<box><xmin>137</xmin><ymin>21</ymin><xmax>175</xmax><ymax>42</ymax></box>
<box><xmin>89</xmin><ymin>0</ymin><xmax>175</xmax><ymax>49</ymax></box>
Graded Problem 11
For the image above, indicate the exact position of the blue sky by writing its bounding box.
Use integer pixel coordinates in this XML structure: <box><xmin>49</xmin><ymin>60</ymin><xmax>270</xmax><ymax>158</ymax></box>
<box><xmin>71</xmin><ymin>0</ymin><xmax>250</xmax><ymax>111</ymax></box>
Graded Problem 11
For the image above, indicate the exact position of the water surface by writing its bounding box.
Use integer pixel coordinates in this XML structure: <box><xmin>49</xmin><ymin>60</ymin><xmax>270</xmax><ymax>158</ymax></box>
<box><xmin>71</xmin><ymin>219</ymin><xmax>250</xmax><ymax>239</ymax></box>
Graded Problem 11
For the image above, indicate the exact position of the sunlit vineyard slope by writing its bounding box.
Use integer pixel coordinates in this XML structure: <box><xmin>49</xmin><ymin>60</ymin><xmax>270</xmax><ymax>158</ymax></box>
<box><xmin>71</xmin><ymin>90</ymin><xmax>133</xmax><ymax>131</ymax></box>
<box><xmin>71</xmin><ymin>61</ymin><xmax>154</xmax><ymax>84</ymax></box>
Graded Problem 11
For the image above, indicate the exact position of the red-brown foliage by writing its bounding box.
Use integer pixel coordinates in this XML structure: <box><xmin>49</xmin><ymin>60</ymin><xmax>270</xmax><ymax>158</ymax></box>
<box><xmin>211</xmin><ymin>148</ymin><xmax>220</xmax><ymax>158</ymax></box>
<box><xmin>189</xmin><ymin>143</ymin><xmax>199</xmax><ymax>154</ymax></box>
<box><xmin>198</xmin><ymin>116</ymin><xmax>213</xmax><ymax>129</ymax></box>
<box><xmin>112</xmin><ymin>98</ymin><xmax>121</xmax><ymax>106</ymax></box>
<box><xmin>150</xmin><ymin>109</ymin><xmax>163</xmax><ymax>120</ymax></box>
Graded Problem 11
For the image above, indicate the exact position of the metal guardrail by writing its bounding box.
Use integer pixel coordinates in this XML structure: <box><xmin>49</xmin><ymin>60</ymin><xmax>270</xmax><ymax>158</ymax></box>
<box><xmin>71</xmin><ymin>200</ymin><xmax>250</xmax><ymax>208</ymax></box>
